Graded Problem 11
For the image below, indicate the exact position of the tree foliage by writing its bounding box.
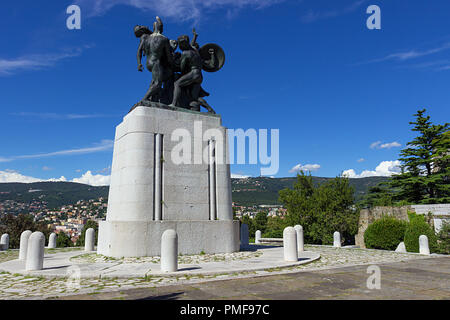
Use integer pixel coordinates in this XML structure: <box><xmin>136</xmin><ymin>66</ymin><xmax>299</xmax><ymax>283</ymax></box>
<box><xmin>56</xmin><ymin>232</ymin><xmax>73</xmax><ymax>248</ymax></box>
<box><xmin>390</xmin><ymin>109</ymin><xmax>449</xmax><ymax>204</ymax></box>
<box><xmin>0</xmin><ymin>214</ymin><xmax>50</xmax><ymax>249</ymax></box>
<box><xmin>404</xmin><ymin>213</ymin><xmax>438</xmax><ymax>253</ymax></box>
<box><xmin>75</xmin><ymin>220</ymin><xmax>98</xmax><ymax>247</ymax></box>
<box><xmin>279</xmin><ymin>172</ymin><xmax>359</xmax><ymax>245</ymax></box>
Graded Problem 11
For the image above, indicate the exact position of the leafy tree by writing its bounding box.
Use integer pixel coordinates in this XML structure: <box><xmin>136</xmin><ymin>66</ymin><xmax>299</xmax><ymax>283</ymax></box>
<box><xmin>364</xmin><ymin>216</ymin><xmax>408</xmax><ymax>250</ymax></box>
<box><xmin>0</xmin><ymin>214</ymin><xmax>50</xmax><ymax>249</ymax></box>
<box><xmin>75</xmin><ymin>220</ymin><xmax>98</xmax><ymax>247</ymax></box>
<box><xmin>263</xmin><ymin>216</ymin><xmax>288</xmax><ymax>238</ymax></box>
<box><xmin>254</xmin><ymin>211</ymin><xmax>268</xmax><ymax>234</ymax></box>
<box><xmin>279</xmin><ymin>172</ymin><xmax>359</xmax><ymax>245</ymax></box>
<box><xmin>390</xmin><ymin>109</ymin><xmax>449</xmax><ymax>204</ymax></box>
<box><xmin>404</xmin><ymin>213</ymin><xmax>438</xmax><ymax>253</ymax></box>
<box><xmin>56</xmin><ymin>232</ymin><xmax>73</xmax><ymax>248</ymax></box>
<box><xmin>436</xmin><ymin>220</ymin><xmax>450</xmax><ymax>254</ymax></box>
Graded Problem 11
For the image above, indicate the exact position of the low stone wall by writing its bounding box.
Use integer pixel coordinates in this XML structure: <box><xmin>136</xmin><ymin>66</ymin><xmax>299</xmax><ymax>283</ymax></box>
<box><xmin>355</xmin><ymin>204</ymin><xmax>450</xmax><ymax>248</ymax></box>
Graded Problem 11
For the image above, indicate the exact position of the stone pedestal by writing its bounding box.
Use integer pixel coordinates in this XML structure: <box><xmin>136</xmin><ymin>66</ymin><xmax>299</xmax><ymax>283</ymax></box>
<box><xmin>98</xmin><ymin>106</ymin><xmax>239</xmax><ymax>258</ymax></box>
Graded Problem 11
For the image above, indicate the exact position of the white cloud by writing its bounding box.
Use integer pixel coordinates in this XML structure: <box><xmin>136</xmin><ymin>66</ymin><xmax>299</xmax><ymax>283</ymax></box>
<box><xmin>0</xmin><ymin>170</ymin><xmax>66</xmax><ymax>183</ymax></box>
<box><xmin>75</xmin><ymin>0</ymin><xmax>284</xmax><ymax>22</ymax></box>
<box><xmin>301</xmin><ymin>0</ymin><xmax>367</xmax><ymax>23</ymax></box>
<box><xmin>342</xmin><ymin>160</ymin><xmax>401</xmax><ymax>178</ymax></box>
<box><xmin>231</xmin><ymin>173</ymin><xmax>250</xmax><ymax>179</ymax></box>
<box><xmin>357</xmin><ymin>158</ymin><xmax>365</xmax><ymax>163</ymax></box>
<box><xmin>289</xmin><ymin>163</ymin><xmax>321</xmax><ymax>173</ymax></box>
<box><xmin>370</xmin><ymin>141</ymin><xmax>401</xmax><ymax>149</ymax></box>
<box><xmin>72</xmin><ymin>171</ymin><xmax>110</xmax><ymax>186</ymax></box>
<box><xmin>0</xmin><ymin>170</ymin><xmax>107</xmax><ymax>186</ymax></box>
<box><xmin>10</xmin><ymin>112</ymin><xmax>114</xmax><ymax>120</ymax></box>
<box><xmin>0</xmin><ymin>140</ymin><xmax>113</xmax><ymax>163</ymax></box>
<box><xmin>0</xmin><ymin>46</ymin><xmax>91</xmax><ymax>76</ymax></box>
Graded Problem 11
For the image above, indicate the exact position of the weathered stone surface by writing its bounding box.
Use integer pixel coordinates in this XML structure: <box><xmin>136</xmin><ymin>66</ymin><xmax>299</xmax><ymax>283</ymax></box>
<box><xmin>255</xmin><ymin>230</ymin><xmax>262</xmax><ymax>244</ymax></box>
<box><xmin>0</xmin><ymin>234</ymin><xmax>9</xmax><ymax>251</ymax></box>
<box><xmin>395</xmin><ymin>241</ymin><xmax>407</xmax><ymax>253</ymax></box>
<box><xmin>419</xmin><ymin>235</ymin><xmax>430</xmax><ymax>255</ymax></box>
<box><xmin>240</xmin><ymin>223</ymin><xmax>249</xmax><ymax>248</ymax></box>
<box><xmin>333</xmin><ymin>231</ymin><xmax>341</xmax><ymax>248</ymax></box>
<box><xmin>85</xmin><ymin>228</ymin><xmax>95</xmax><ymax>252</ymax></box>
<box><xmin>294</xmin><ymin>225</ymin><xmax>304</xmax><ymax>252</ymax></box>
<box><xmin>19</xmin><ymin>230</ymin><xmax>32</xmax><ymax>260</ymax></box>
<box><xmin>283</xmin><ymin>227</ymin><xmax>298</xmax><ymax>262</ymax></box>
<box><xmin>161</xmin><ymin>229</ymin><xmax>178</xmax><ymax>272</ymax></box>
<box><xmin>25</xmin><ymin>232</ymin><xmax>45</xmax><ymax>271</ymax></box>
<box><xmin>48</xmin><ymin>233</ymin><xmax>57</xmax><ymax>249</ymax></box>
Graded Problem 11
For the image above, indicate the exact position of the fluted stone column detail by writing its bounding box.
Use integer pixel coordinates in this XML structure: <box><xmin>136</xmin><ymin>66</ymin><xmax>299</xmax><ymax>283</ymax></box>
<box><xmin>154</xmin><ymin>133</ymin><xmax>163</xmax><ymax>221</ymax></box>
<box><xmin>209</xmin><ymin>139</ymin><xmax>217</xmax><ymax>221</ymax></box>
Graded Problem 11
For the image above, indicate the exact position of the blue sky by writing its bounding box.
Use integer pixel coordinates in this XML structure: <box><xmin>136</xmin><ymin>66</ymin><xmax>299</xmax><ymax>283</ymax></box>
<box><xmin>0</xmin><ymin>0</ymin><xmax>449</xmax><ymax>185</ymax></box>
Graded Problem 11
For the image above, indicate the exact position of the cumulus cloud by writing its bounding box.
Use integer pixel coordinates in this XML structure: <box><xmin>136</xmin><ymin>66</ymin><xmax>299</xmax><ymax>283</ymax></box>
<box><xmin>370</xmin><ymin>141</ymin><xmax>401</xmax><ymax>150</ymax></box>
<box><xmin>72</xmin><ymin>171</ymin><xmax>110</xmax><ymax>186</ymax></box>
<box><xmin>75</xmin><ymin>0</ymin><xmax>284</xmax><ymax>22</ymax></box>
<box><xmin>0</xmin><ymin>170</ymin><xmax>66</xmax><ymax>183</ymax></box>
<box><xmin>289</xmin><ymin>163</ymin><xmax>321</xmax><ymax>173</ymax></box>
<box><xmin>0</xmin><ymin>170</ymin><xmax>108</xmax><ymax>186</ymax></box>
<box><xmin>342</xmin><ymin>160</ymin><xmax>401</xmax><ymax>178</ymax></box>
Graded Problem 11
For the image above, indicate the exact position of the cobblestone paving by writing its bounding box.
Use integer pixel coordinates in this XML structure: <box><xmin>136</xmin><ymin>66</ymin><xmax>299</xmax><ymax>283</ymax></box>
<box><xmin>0</xmin><ymin>245</ymin><xmax>438</xmax><ymax>300</ymax></box>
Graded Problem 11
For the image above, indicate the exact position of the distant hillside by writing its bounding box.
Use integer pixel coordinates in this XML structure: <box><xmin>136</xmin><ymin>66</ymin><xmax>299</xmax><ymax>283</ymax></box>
<box><xmin>0</xmin><ymin>176</ymin><xmax>389</xmax><ymax>210</ymax></box>
<box><xmin>231</xmin><ymin>176</ymin><xmax>390</xmax><ymax>206</ymax></box>
<box><xmin>0</xmin><ymin>182</ymin><xmax>109</xmax><ymax>209</ymax></box>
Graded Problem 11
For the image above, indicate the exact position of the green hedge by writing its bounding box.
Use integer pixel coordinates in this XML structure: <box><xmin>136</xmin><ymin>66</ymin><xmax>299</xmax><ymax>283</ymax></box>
<box><xmin>364</xmin><ymin>216</ymin><xmax>408</xmax><ymax>250</ymax></box>
<box><xmin>404</xmin><ymin>216</ymin><xmax>438</xmax><ymax>253</ymax></box>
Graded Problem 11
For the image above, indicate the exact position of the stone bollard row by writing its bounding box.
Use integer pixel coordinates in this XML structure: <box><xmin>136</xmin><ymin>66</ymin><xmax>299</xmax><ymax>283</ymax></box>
<box><xmin>333</xmin><ymin>231</ymin><xmax>341</xmax><ymax>248</ymax></box>
<box><xmin>294</xmin><ymin>225</ymin><xmax>304</xmax><ymax>252</ymax></box>
<box><xmin>0</xmin><ymin>233</ymin><xmax>9</xmax><ymax>251</ymax></box>
<box><xmin>25</xmin><ymin>232</ymin><xmax>45</xmax><ymax>271</ymax></box>
<box><xmin>161</xmin><ymin>229</ymin><xmax>178</xmax><ymax>272</ymax></box>
<box><xmin>48</xmin><ymin>233</ymin><xmax>57</xmax><ymax>249</ymax></box>
<box><xmin>85</xmin><ymin>228</ymin><xmax>95</xmax><ymax>252</ymax></box>
<box><xmin>255</xmin><ymin>230</ymin><xmax>262</xmax><ymax>244</ymax></box>
<box><xmin>419</xmin><ymin>235</ymin><xmax>430</xmax><ymax>255</ymax></box>
<box><xmin>240</xmin><ymin>223</ymin><xmax>249</xmax><ymax>249</ymax></box>
<box><xmin>283</xmin><ymin>227</ymin><xmax>298</xmax><ymax>262</ymax></box>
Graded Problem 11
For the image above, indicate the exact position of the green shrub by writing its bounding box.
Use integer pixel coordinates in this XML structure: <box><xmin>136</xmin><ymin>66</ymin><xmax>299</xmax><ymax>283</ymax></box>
<box><xmin>404</xmin><ymin>217</ymin><xmax>438</xmax><ymax>253</ymax></box>
<box><xmin>364</xmin><ymin>216</ymin><xmax>408</xmax><ymax>250</ymax></box>
<box><xmin>436</xmin><ymin>221</ymin><xmax>450</xmax><ymax>255</ymax></box>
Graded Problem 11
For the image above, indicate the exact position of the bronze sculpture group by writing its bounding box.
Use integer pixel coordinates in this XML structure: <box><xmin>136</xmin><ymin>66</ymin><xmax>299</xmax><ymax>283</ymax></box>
<box><xmin>132</xmin><ymin>17</ymin><xmax>225</xmax><ymax>114</ymax></box>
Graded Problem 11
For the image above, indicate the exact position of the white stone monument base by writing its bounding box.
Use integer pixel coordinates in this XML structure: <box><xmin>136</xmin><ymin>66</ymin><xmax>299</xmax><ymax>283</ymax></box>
<box><xmin>97</xmin><ymin>220</ymin><xmax>240</xmax><ymax>258</ymax></box>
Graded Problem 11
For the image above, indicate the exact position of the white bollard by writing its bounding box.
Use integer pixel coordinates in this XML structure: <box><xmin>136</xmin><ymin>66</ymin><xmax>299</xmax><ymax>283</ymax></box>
<box><xmin>161</xmin><ymin>229</ymin><xmax>178</xmax><ymax>272</ymax></box>
<box><xmin>85</xmin><ymin>228</ymin><xmax>95</xmax><ymax>251</ymax></box>
<box><xmin>419</xmin><ymin>235</ymin><xmax>430</xmax><ymax>255</ymax></box>
<box><xmin>333</xmin><ymin>231</ymin><xmax>341</xmax><ymax>248</ymax></box>
<box><xmin>0</xmin><ymin>233</ymin><xmax>9</xmax><ymax>251</ymax></box>
<box><xmin>19</xmin><ymin>230</ymin><xmax>33</xmax><ymax>260</ymax></box>
<box><xmin>283</xmin><ymin>227</ymin><xmax>298</xmax><ymax>262</ymax></box>
<box><xmin>294</xmin><ymin>225</ymin><xmax>304</xmax><ymax>252</ymax></box>
<box><xmin>255</xmin><ymin>230</ymin><xmax>262</xmax><ymax>244</ymax></box>
<box><xmin>25</xmin><ymin>232</ymin><xmax>45</xmax><ymax>271</ymax></box>
<box><xmin>48</xmin><ymin>233</ymin><xmax>57</xmax><ymax>249</ymax></box>
<box><xmin>395</xmin><ymin>242</ymin><xmax>406</xmax><ymax>253</ymax></box>
<box><xmin>240</xmin><ymin>223</ymin><xmax>249</xmax><ymax>248</ymax></box>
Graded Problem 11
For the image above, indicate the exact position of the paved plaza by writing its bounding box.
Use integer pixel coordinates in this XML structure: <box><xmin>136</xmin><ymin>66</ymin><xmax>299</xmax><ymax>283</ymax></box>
<box><xmin>1</xmin><ymin>244</ymin><xmax>447</xmax><ymax>300</ymax></box>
